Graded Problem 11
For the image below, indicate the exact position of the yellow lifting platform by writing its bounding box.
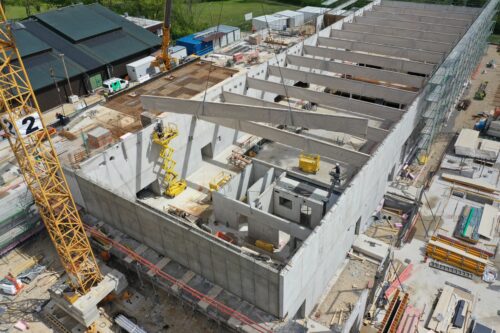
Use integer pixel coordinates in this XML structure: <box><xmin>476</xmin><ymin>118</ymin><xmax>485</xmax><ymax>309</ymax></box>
<box><xmin>152</xmin><ymin>123</ymin><xmax>187</xmax><ymax>197</ymax></box>
<box><xmin>299</xmin><ymin>153</ymin><xmax>320</xmax><ymax>174</ymax></box>
<box><xmin>209</xmin><ymin>171</ymin><xmax>232</xmax><ymax>191</ymax></box>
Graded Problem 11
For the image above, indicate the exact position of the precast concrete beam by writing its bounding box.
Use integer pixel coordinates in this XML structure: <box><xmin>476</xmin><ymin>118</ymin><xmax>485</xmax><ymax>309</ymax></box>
<box><xmin>381</xmin><ymin>1</ymin><xmax>480</xmax><ymax>14</ymax></box>
<box><xmin>373</xmin><ymin>5</ymin><xmax>476</xmax><ymax>21</ymax></box>
<box><xmin>211</xmin><ymin>117</ymin><xmax>371</xmax><ymax>167</ymax></box>
<box><xmin>303</xmin><ymin>45</ymin><xmax>435</xmax><ymax>75</ymax></box>
<box><xmin>342</xmin><ymin>22</ymin><xmax>458</xmax><ymax>44</ymax></box>
<box><xmin>246</xmin><ymin>77</ymin><xmax>404</xmax><ymax>122</ymax></box>
<box><xmin>286</xmin><ymin>54</ymin><xmax>425</xmax><ymax>88</ymax></box>
<box><xmin>221</xmin><ymin>91</ymin><xmax>389</xmax><ymax>142</ymax></box>
<box><xmin>329</xmin><ymin>29</ymin><xmax>451</xmax><ymax>53</ymax></box>
<box><xmin>366</xmin><ymin>10</ymin><xmax>470</xmax><ymax>27</ymax></box>
<box><xmin>141</xmin><ymin>95</ymin><xmax>370</xmax><ymax>137</ymax></box>
<box><xmin>354</xmin><ymin>16</ymin><xmax>465</xmax><ymax>35</ymax></box>
<box><xmin>141</xmin><ymin>95</ymin><xmax>372</xmax><ymax>166</ymax></box>
<box><xmin>268</xmin><ymin>65</ymin><xmax>416</xmax><ymax>104</ymax></box>
<box><xmin>318</xmin><ymin>36</ymin><xmax>443</xmax><ymax>64</ymax></box>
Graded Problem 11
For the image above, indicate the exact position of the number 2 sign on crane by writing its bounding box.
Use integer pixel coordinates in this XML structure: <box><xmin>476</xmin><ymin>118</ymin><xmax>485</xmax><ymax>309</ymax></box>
<box><xmin>2</xmin><ymin>113</ymin><xmax>43</xmax><ymax>138</ymax></box>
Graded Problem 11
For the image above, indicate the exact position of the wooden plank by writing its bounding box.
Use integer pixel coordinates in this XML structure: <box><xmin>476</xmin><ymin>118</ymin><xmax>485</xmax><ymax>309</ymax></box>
<box><xmin>441</xmin><ymin>173</ymin><xmax>497</xmax><ymax>193</ymax></box>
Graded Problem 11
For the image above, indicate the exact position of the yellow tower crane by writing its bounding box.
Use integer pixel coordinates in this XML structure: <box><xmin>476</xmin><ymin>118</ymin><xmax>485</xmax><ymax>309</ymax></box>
<box><xmin>0</xmin><ymin>2</ymin><xmax>102</xmax><ymax>301</ymax></box>
<box><xmin>152</xmin><ymin>122</ymin><xmax>186</xmax><ymax>197</ymax></box>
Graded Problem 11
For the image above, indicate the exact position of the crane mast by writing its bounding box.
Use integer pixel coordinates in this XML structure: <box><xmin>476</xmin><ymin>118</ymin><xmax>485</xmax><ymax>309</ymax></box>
<box><xmin>157</xmin><ymin>0</ymin><xmax>173</xmax><ymax>71</ymax></box>
<box><xmin>0</xmin><ymin>4</ymin><xmax>102</xmax><ymax>295</ymax></box>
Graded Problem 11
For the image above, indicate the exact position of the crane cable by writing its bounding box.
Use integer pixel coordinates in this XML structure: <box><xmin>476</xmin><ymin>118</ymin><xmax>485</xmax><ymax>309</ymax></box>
<box><xmin>260</xmin><ymin>2</ymin><xmax>294</xmax><ymax>127</ymax></box>
<box><xmin>200</xmin><ymin>0</ymin><xmax>225</xmax><ymax>117</ymax></box>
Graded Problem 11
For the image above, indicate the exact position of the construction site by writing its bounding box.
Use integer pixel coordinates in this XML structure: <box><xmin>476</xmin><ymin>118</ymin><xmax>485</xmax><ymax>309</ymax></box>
<box><xmin>0</xmin><ymin>0</ymin><xmax>499</xmax><ymax>333</ymax></box>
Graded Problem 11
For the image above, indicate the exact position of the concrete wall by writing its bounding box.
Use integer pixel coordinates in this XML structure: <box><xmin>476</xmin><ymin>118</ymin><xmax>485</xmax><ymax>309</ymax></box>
<box><xmin>69</xmin><ymin>169</ymin><xmax>281</xmax><ymax>315</ymax></box>
<box><xmin>78</xmin><ymin>112</ymin><xmax>243</xmax><ymax>199</ymax></box>
<box><xmin>272</xmin><ymin>187</ymin><xmax>323</xmax><ymax>227</ymax></box>
<box><xmin>63</xmin><ymin>0</ymin><xmax>494</xmax><ymax>320</ymax></box>
<box><xmin>277</xmin><ymin>0</ymin><xmax>493</xmax><ymax>318</ymax></box>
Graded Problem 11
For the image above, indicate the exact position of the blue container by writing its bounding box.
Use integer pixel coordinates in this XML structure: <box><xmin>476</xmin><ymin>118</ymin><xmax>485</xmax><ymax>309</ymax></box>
<box><xmin>176</xmin><ymin>34</ymin><xmax>213</xmax><ymax>56</ymax></box>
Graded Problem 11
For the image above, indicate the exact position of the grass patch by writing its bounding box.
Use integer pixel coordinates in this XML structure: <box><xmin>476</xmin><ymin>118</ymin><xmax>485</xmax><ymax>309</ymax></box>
<box><xmin>5</xmin><ymin>3</ymin><xmax>54</xmax><ymax>20</ymax></box>
<box><xmin>488</xmin><ymin>34</ymin><xmax>500</xmax><ymax>44</ymax></box>
<box><xmin>192</xmin><ymin>0</ymin><xmax>301</xmax><ymax>31</ymax></box>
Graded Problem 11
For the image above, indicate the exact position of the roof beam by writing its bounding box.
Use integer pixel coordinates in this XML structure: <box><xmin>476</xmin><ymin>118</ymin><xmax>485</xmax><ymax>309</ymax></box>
<box><xmin>140</xmin><ymin>96</ymin><xmax>371</xmax><ymax>167</ymax></box>
<box><xmin>366</xmin><ymin>10</ymin><xmax>470</xmax><ymax>27</ymax></box>
<box><xmin>286</xmin><ymin>54</ymin><xmax>425</xmax><ymax>88</ymax></box>
<box><xmin>329</xmin><ymin>29</ymin><xmax>451</xmax><ymax>53</ymax></box>
<box><xmin>373</xmin><ymin>5</ymin><xmax>476</xmax><ymax>21</ymax></box>
<box><xmin>141</xmin><ymin>95</ymin><xmax>370</xmax><ymax>137</ymax></box>
<box><xmin>211</xmin><ymin>118</ymin><xmax>370</xmax><ymax>167</ymax></box>
<box><xmin>342</xmin><ymin>22</ymin><xmax>458</xmax><ymax>44</ymax></box>
<box><xmin>222</xmin><ymin>91</ymin><xmax>389</xmax><ymax>142</ymax></box>
<box><xmin>303</xmin><ymin>45</ymin><xmax>435</xmax><ymax>75</ymax></box>
<box><xmin>246</xmin><ymin>77</ymin><xmax>404</xmax><ymax>121</ymax></box>
<box><xmin>354</xmin><ymin>16</ymin><xmax>465</xmax><ymax>35</ymax></box>
<box><xmin>380</xmin><ymin>1</ymin><xmax>480</xmax><ymax>14</ymax></box>
<box><xmin>268</xmin><ymin>65</ymin><xmax>416</xmax><ymax>105</ymax></box>
<box><xmin>318</xmin><ymin>36</ymin><xmax>443</xmax><ymax>64</ymax></box>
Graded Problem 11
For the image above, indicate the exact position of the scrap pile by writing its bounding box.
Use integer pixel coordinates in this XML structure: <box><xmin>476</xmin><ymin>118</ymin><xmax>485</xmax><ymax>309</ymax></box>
<box><xmin>426</xmin><ymin>285</ymin><xmax>474</xmax><ymax>333</ymax></box>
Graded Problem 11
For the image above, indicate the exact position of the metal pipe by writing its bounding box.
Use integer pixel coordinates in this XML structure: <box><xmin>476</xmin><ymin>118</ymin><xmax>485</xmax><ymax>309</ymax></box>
<box><xmin>58</xmin><ymin>53</ymin><xmax>73</xmax><ymax>97</ymax></box>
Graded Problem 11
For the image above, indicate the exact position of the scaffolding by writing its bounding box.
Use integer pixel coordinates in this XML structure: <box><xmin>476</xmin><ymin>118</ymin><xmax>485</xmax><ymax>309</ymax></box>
<box><xmin>415</xmin><ymin>0</ymin><xmax>497</xmax><ymax>160</ymax></box>
<box><xmin>152</xmin><ymin>123</ymin><xmax>187</xmax><ymax>197</ymax></box>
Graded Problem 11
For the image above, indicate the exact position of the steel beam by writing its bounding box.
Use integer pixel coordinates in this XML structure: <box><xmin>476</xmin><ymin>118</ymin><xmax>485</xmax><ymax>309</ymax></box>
<box><xmin>286</xmin><ymin>54</ymin><xmax>425</xmax><ymax>88</ymax></box>
<box><xmin>329</xmin><ymin>29</ymin><xmax>451</xmax><ymax>53</ymax></box>
<box><xmin>246</xmin><ymin>77</ymin><xmax>404</xmax><ymax>121</ymax></box>
<box><xmin>221</xmin><ymin>91</ymin><xmax>389</xmax><ymax>142</ymax></box>
<box><xmin>342</xmin><ymin>22</ymin><xmax>458</xmax><ymax>44</ymax></box>
<box><xmin>303</xmin><ymin>45</ymin><xmax>435</xmax><ymax>75</ymax></box>
<box><xmin>318</xmin><ymin>36</ymin><xmax>443</xmax><ymax>64</ymax></box>
<box><xmin>354</xmin><ymin>16</ymin><xmax>465</xmax><ymax>35</ymax></box>
<box><xmin>268</xmin><ymin>65</ymin><xmax>416</xmax><ymax>104</ymax></box>
<box><xmin>366</xmin><ymin>10</ymin><xmax>470</xmax><ymax>27</ymax></box>
<box><xmin>141</xmin><ymin>95</ymin><xmax>371</xmax><ymax>167</ymax></box>
<box><xmin>141</xmin><ymin>95</ymin><xmax>370</xmax><ymax>137</ymax></box>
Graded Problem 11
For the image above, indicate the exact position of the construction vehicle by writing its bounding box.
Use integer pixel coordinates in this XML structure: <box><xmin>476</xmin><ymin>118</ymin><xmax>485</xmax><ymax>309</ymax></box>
<box><xmin>0</xmin><ymin>273</ymin><xmax>23</xmax><ymax>295</ymax></box>
<box><xmin>474</xmin><ymin>81</ymin><xmax>488</xmax><ymax>100</ymax></box>
<box><xmin>102</xmin><ymin>77</ymin><xmax>129</xmax><ymax>94</ymax></box>
<box><xmin>209</xmin><ymin>171</ymin><xmax>232</xmax><ymax>191</ymax></box>
<box><xmin>152</xmin><ymin>122</ymin><xmax>187</xmax><ymax>197</ymax></box>
<box><xmin>0</xmin><ymin>3</ymin><xmax>103</xmax><ymax>330</ymax></box>
<box><xmin>152</xmin><ymin>0</ymin><xmax>173</xmax><ymax>71</ymax></box>
<box><xmin>299</xmin><ymin>153</ymin><xmax>320</xmax><ymax>174</ymax></box>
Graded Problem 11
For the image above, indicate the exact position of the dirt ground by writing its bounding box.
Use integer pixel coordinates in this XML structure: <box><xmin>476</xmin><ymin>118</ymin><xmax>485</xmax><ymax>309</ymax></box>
<box><xmin>0</xmin><ymin>231</ymin><xmax>227</xmax><ymax>333</ymax></box>
<box><xmin>392</xmin><ymin>44</ymin><xmax>500</xmax><ymax>329</ymax></box>
<box><xmin>413</xmin><ymin>44</ymin><xmax>500</xmax><ymax>187</ymax></box>
<box><xmin>0</xmin><ymin>233</ymin><xmax>62</xmax><ymax>333</ymax></box>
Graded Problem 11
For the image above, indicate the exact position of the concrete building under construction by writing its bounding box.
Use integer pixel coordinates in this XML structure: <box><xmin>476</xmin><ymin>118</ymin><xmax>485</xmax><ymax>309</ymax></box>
<box><xmin>56</xmin><ymin>0</ymin><xmax>496</xmax><ymax>323</ymax></box>
<box><xmin>2</xmin><ymin>0</ymin><xmax>499</xmax><ymax>332</ymax></box>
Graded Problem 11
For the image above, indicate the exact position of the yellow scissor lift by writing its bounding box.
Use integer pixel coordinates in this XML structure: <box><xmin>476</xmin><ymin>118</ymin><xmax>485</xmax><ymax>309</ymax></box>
<box><xmin>152</xmin><ymin>123</ymin><xmax>187</xmax><ymax>197</ymax></box>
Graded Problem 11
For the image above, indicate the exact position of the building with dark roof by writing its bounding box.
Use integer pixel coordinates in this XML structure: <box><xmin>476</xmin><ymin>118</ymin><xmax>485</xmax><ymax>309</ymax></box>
<box><xmin>11</xmin><ymin>3</ymin><xmax>160</xmax><ymax>111</ymax></box>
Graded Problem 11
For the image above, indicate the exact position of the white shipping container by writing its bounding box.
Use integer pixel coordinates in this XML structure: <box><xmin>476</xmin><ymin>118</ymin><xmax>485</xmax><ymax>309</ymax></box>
<box><xmin>169</xmin><ymin>46</ymin><xmax>187</xmax><ymax>61</ymax></box>
<box><xmin>126</xmin><ymin>56</ymin><xmax>159</xmax><ymax>82</ymax></box>
<box><xmin>252</xmin><ymin>15</ymin><xmax>287</xmax><ymax>31</ymax></box>
<box><xmin>275</xmin><ymin>10</ymin><xmax>305</xmax><ymax>27</ymax></box>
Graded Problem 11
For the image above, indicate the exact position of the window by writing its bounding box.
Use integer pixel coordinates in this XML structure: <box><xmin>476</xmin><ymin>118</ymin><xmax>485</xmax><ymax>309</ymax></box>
<box><xmin>279</xmin><ymin>196</ymin><xmax>292</xmax><ymax>209</ymax></box>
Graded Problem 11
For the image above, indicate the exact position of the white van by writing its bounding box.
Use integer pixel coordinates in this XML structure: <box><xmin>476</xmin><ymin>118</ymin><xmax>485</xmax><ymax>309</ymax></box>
<box><xmin>102</xmin><ymin>78</ymin><xmax>129</xmax><ymax>94</ymax></box>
